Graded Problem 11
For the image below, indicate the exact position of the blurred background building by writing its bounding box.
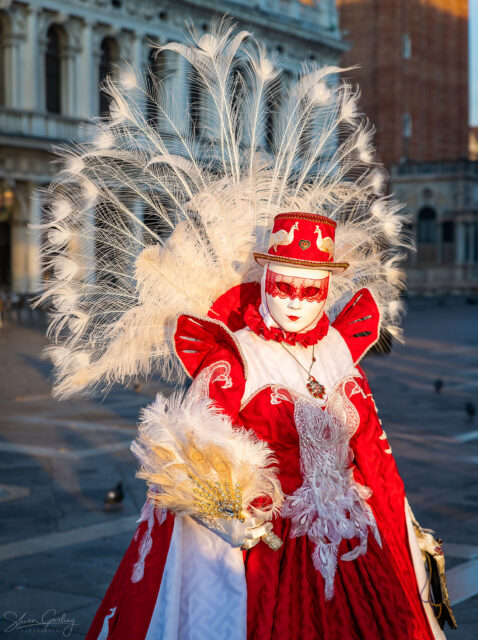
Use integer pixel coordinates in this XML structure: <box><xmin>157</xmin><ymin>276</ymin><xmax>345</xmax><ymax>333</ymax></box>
<box><xmin>1</xmin><ymin>0</ymin><xmax>477</xmax><ymax>298</ymax></box>
<box><xmin>337</xmin><ymin>0</ymin><xmax>478</xmax><ymax>294</ymax></box>
<box><xmin>0</xmin><ymin>0</ymin><xmax>345</xmax><ymax>297</ymax></box>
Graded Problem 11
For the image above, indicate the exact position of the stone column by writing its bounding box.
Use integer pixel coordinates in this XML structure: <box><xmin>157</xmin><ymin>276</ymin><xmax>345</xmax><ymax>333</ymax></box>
<box><xmin>11</xmin><ymin>181</ymin><xmax>41</xmax><ymax>293</ymax></box>
<box><xmin>23</xmin><ymin>6</ymin><xmax>40</xmax><ymax>110</ymax></box>
<box><xmin>436</xmin><ymin>215</ymin><xmax>443</xmax><ymax>264</ymax></box>
<box><xmin>455</xmin><ymin>221</ymin><xmax>465</xmax><ymax>264</ymax></box>
<box><xmin>27</xmin><ymin>182</ymin><xmax>42</xmax><ymax>292</ymax></box>
<box><xmin>61</xmin><ymin>47</ymin><xmax>77</xmax><ymax>116</ymax></box>
<box><xmin>122</xmin><ymin>30</ymin><xmax>146</xmax><ymax>112</ymax></box>
<box><xmin>62</xmin><ymin>18</ymin><xmax>83</xmax><ymax>117</ymax></box>
<box><xmin>2</xmin><ymin>33</ymin><xmax>22</xmax><ymax>107</ymax></box>
<box><xmin>171</xmin><ymin>53</ymin><xmax>188</xmax><ymax>136</ymax></box>
<box><xmin>37</xmin><ymin>32</ymin><xmax>48</xmax><ymax>114</ymax></box>
<box><xmin>78</xmin><ymin>19</ymin><xmax>97</xmax><ymax>118</ymax></box>
<box><xmin>3</xmin><ymin>3</ymin><xmax>28</xmax><ymax>108</ymax></box>
<box><xmin>469</xmin><ymin>222</ymin><xmax>476</xmax><ymax>266</ymax></box>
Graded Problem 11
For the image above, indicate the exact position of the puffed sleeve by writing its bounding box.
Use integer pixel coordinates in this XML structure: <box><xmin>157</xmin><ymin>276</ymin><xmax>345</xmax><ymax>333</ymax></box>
<box><xmin>174</xmin><ymin>313</ymin><xmax>247</xmax><ymax>422</ymax></box>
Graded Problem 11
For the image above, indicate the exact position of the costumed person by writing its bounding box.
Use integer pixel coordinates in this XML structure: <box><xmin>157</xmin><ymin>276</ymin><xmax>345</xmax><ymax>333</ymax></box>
<box><xmin>35</xmin><ymin>20</ymin><xmax>457</xmax><ymax>640</ymax></box>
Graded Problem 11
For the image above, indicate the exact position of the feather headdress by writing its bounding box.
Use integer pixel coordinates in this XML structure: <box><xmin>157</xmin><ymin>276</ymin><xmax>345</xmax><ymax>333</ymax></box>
<box><xmin>36</xmin><ymin>19</ymin><xmax>411</xmax><ymax>398</ymax></box>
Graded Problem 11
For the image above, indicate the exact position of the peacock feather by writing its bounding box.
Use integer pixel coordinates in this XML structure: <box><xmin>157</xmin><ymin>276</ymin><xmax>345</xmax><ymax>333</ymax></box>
<box><xmin>34</xmin><ymin>18</ymin><xmax>411</xmax><ymax>398</ymax></box>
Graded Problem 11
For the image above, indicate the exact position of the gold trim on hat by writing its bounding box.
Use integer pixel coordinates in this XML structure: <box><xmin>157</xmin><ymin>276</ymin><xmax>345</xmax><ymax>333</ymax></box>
<box><xmin>274</xmin><ymin>212</ymin><xmax>337</xmax><ymax>227</ymax></box>
<box><xmin>253</xmin><ymin>252</ymin><xmax>349</xmax><ymax>273</ymax></box>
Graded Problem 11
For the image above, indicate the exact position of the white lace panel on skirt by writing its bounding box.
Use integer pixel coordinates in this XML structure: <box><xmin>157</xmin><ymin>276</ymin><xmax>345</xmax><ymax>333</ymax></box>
<box><xmin>281</xmin><ymin>377</ymin><xmax>381</xmax><ymax>600</ymax></box>
<box><xmin>131</xmin><ymin>361</ymin><xmax>232</xmax><ymax>584</ymax></box>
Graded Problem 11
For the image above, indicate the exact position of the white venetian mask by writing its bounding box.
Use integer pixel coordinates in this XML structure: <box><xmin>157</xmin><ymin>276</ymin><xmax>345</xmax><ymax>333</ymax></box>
<box><xmin>261</xmin><ymin>262</ymin><xmax>330</xmax><ymax>333</ymax></box>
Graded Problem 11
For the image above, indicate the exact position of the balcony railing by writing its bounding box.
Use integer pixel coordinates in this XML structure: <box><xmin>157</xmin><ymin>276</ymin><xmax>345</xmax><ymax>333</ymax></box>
<box><xmin>393</xmin><ymin>158</ymin><xmax>478</xmax><ymax>178</ymax></box>
<box><xmin>0</xmin><ymin>108</ymin><xmax>88</xmax><ymax>143</ymax></box>
<box><xmin>406</xmin><ymin>265</ymin><xmax>478</xmax><ymax>293</ymax></box>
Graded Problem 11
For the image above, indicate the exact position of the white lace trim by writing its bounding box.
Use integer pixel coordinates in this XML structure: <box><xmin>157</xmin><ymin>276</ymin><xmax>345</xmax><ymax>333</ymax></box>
<box><xmin>187</xmin><ymin>360</ymin><xmax>233</xmax><ymax>402</ymax></box>
<box><xmin>131</xmin><ymin>500</ymin><xmax>167</xmax><ymax>583</ymax></box>
<box><xmin>281</xmin><ymin>377</ymin><xmax>381</xmax><ymax>600</ymax></box>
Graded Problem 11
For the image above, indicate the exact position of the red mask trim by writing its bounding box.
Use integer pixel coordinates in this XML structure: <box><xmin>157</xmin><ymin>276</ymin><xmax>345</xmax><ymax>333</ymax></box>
<box><xmin>265</xmin><ymin>269</ymin><xmax>329</xmax><ymax>303</ymax></box>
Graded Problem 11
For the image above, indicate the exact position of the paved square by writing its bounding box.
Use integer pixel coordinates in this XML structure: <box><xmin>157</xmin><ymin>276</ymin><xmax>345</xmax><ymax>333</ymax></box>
<box><xmin>0</xmin><ymin>297</ymin><xmax>477</xmax><ymax>638</ymax></box>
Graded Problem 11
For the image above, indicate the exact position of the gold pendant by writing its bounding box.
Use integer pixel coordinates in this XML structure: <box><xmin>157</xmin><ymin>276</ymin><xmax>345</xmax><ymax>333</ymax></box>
<box><xmin>306</xmin><ymin>375</ymin><xmax>326</xmax><ymax>399</ymax></box>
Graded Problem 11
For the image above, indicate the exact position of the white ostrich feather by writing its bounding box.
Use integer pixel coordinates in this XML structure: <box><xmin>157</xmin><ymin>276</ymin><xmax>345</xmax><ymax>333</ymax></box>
<box><xmin>119</xmin><ymin>68</ymin><xmax>138</xmax><ymax>91</ymax></box>
<box><xmin>370</xmin><ymin>199</ymin><xmax>387</xmax><ymax>219</ymax></box>
<box><xmin>386</xmin><ymin>324</ymin><xmax>404</xmax><ymax>341</ymax></box>
<box><xmin>48</xmin><ymin>225</ymin><xmax>73</xmax><ymax>246</ymax></box>
<box><xmin>35</xmin><ymin>19</ymin><xmax>411</xmax><ymax>398</ymax></box>
<box><xmin>67</xmin><ymin>311</ymin><xmax>90</xmax><ymax>335</ymax></box>
<box><xmin>383</xmin><ymin>254</ymin><xmax>406</xmax><ymax>288</ymax></box>
<box><xmin>94</xmin><ymin>130</ymin><xmax>114</xmax><ymax>150</ymax></box>
<box><xmin>366</xmin><ymin>169</ymin><xmax>387</xmax><ymax>196</ymax></box>
<box><xmin>54</xmin><ymin>257</ymin><xmax>80</xmax><ymax>281</ymax></box>
<box><xmin>45</xmin><ymin>345</ymin><xmax>71</xmax><ymax>367</ymax></box>
<box><xmin>388</xmin><ymin>299</ymin><xmax>404</xmax><ymax>320</ymax></box>
<box><xmin>51</xmin><ymin>198</ymin><xmax>73</xmax><ymax>221</ymax></box>
<box><xmin>131</xmin><ymin>391</ymin><xmax>284</xmax><ymax>520</ymax></box>
<box><xmin>310</xmin><ymin>82</ymin><xmax>332</xmax><ymax>105</ymax></box>
<box><xmin>66</xmin><ymin>156</ymin><xmax>84</xmax><ymax>175</ymax></box>
<box><xmin>381</xmin><ymin>215</ymin><xmax>402</xmax><ymax>241</ymax></box>
<box><xmin>340</xmin><ymin>87</ymin><xmax>359</xmax><ymax>123</ymax></box>
<box><xmin>355</xmin><ymin>128</ymin><xmax>374</xmax><ymax>163</ymax></box>
<box><xmin>81</xmin><ymin>178</ymin><xmax>98</xmax><ymax>203</ymax></box>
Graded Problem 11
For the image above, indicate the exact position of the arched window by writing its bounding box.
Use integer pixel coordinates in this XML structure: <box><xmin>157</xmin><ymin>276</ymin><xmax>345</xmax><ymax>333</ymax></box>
<box><xmin>45</xmin><ymin>25</ymin><xmax>62</xmax><ymax>114</ymax></box>
<box><xmin>441</xmin><ymin>220</ymin><xmax>455</xmax><ymax>263</ymax></box>
<box><xmin>99</xmin><ymin>38</ymin><xmax>118</xmax><ymax>117</ymax></box>
<box><xmin>417</xmin><ymin>206</ymin><xmax>436</xmax><ymax>243</ymax></box>
<box><xmin>442</xmin><ymin>221</ymin><xmax>454</xmax><ymax>243</ymax></box>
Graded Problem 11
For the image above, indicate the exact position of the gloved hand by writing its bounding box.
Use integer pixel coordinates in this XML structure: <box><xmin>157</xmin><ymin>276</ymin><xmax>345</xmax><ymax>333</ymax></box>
<box><xmin>195</xmin><ymin>515</ymin><xmax>273</xmax><ymax>549</ymax></box>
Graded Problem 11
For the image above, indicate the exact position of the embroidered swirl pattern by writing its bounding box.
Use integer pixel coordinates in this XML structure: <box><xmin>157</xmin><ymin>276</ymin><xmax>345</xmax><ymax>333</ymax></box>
<box><xmin>281</xmin><ymin>378</ymin><xmax>381</xmax><ymax>600</ymax></box>
<box><xmin>188</xmin><ymin>360</ymin><xmax>233</xmax><ymax>402</ymax></box>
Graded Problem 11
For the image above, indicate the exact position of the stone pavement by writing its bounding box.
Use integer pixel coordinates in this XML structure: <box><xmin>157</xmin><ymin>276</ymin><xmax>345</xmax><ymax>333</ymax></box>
<box><xmin>0</xmin><ymin>297</ymin><xmax>477</xmax><ymax>639</ymax></box>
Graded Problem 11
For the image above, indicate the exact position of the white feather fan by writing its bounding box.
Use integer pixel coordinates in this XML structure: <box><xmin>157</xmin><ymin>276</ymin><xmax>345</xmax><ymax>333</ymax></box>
<box><xmin>131</xmin><ymin>391</ymin><xmax>284</xmax><ymax>521</ymax></box>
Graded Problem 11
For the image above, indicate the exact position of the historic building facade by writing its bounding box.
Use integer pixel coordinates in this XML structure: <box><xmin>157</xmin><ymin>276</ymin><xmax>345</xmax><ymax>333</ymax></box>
<box><xmin>391</xmin><ymin>160</ymin><xmax>478</xmax><ymax>294</ymax></box>
<box><xmin>336</xmin><ymin>0</ymin><xmax>476</xmax><ymax>294</ymax></box>
<box><xmin>336</xmin><ymin>0</ymin><xmax>468</xmax><ymax>169</ymax></box>
<box><xmin>0</xmin><ymin>0</ymin><xmax>345</xmax><ymax>294</ymax></box>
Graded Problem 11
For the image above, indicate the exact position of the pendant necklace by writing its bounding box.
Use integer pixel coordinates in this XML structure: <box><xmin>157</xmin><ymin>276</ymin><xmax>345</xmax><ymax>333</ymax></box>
<box><xmin>279</xmin><ymin>342</ymin><xmax>326</xmax><ymax>400</ymax></box>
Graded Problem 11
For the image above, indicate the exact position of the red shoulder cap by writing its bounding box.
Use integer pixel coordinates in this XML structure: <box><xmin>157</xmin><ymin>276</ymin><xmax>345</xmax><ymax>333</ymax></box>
<box><xmin>207</xmin><ymin>282</ymin><xmax>260</xmax><ymax>331</ymax></box>
<box><xmin>175</xmin><ymin>283</ymin><xmax>259</xmax><ymax>379</ymax></box>
<box><xmin>332</xmin><ymin>288</ymin><xmax>380</xmax><ymax>364</ymax></box>
<box><xmin>174</xmin><ymin>314</ymin><xmax>246</xmax><ymax>379</ymax></box>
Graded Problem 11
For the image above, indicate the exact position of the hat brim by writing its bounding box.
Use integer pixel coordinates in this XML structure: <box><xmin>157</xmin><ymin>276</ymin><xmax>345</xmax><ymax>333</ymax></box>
<box><xmin>253</xmin><ymin>253</ymin><xmax>349</xmax><ymax>274</ymax></box>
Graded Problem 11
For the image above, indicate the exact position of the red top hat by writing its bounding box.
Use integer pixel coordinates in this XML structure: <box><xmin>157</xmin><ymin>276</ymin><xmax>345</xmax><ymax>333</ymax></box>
<box><xmin>254</xmin><ymin>212</ymin><xmax>348</xmax><ymax>273</ymax></box>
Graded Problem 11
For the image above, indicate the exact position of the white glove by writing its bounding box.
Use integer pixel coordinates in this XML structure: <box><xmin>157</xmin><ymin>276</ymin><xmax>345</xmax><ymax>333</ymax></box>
<box><xmin>195</xmin><ymin>515</ymin><xmax>273</xmax><ymax>549</ymax></box>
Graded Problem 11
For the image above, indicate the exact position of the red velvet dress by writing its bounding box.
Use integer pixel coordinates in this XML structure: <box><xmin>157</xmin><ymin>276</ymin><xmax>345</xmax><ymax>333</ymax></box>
<box><xmin>85</xmin><ymin>285</ymin><xmax>438</xmax><ymax>640</ymax></box>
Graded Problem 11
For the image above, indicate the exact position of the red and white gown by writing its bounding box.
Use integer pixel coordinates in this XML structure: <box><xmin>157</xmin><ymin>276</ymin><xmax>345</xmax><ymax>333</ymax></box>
<box><xmin>85</xmin><ymin>284</ymin><xmax>446</xmax><ymax>640</ymax></box>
